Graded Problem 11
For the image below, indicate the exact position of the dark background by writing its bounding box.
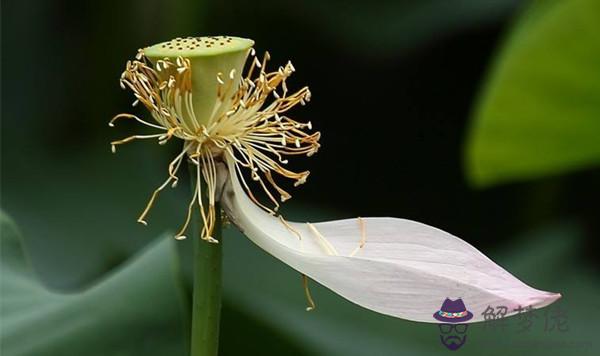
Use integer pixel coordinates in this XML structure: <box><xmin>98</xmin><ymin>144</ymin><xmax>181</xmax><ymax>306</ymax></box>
<box><xmin>2</xmin><ymin>1</ymin><xmax>599</xmax><ymax>355</ymax></box>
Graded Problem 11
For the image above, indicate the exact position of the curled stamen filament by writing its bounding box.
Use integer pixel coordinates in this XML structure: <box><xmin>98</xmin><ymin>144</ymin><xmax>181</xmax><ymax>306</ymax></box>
<box><xmin>112</xmin><ymin>48</ymin><xmax>320</xmax><ymax>243</ymax></box>
<box><xmin>306</xmin><ymin>223</ymin><xmax>338</xmax><ymax>256</ymax></box>
<box><xmin>349</xmin><ymin>217</ymin><xmax>367</xmax><ymax>257</ymax></box>
<box><xmin>137</xmin><ymin>144</ymin><xmax>189</xmax><ymax>225</ymax></box>
<box><xmin>302</xmin><ymin>274</ymin><xmax>316</xmax><ymax>311</ymax></box>
<box><xmin>278</xmin><ymin>215</ymin><xmax>302</xmax><ymax>241</ymax></box>
<box><xmin>110</xmin><ymin>133</ymin><xmax>165</xmax><ymax>153</ymax></box>
<box><xmin>174</xmin><ymin>181</ymin><xmax>198</xmax><ymax>240</ymax></box>
<box><xmin>199</xmin><ymin>147</ymin><xmax>219</xmax><ymax>243</ymax></box>
<box><xmin>110</xmin><ymin>113</ymin><xmax>166</xmax><ymax>130</ymax></box>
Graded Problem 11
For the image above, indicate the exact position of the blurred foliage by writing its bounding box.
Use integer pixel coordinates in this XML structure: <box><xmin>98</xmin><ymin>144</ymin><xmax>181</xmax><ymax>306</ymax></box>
<box><xmin>221</xmin><ymin>0</ymin><xmax>521</xmax><ymax>56</ymax></box>
<box><xmin>3</xmin><ymin>209</ymin><xmax>599</xmax><ymax>355</ymax></box>
<box><xmin>465</xmin><ymin>0</ymin><xmax>600</xmax><ymax>187</ymax></box>
<box><xmin>0</xmin><ymin>213</ymin><xmax>187</xmax><ymax>356</ymax></box>
<box><xmin>2</xmin><ymin>0</ymin><xmax>600</xmax><ymax>355</ymax></box>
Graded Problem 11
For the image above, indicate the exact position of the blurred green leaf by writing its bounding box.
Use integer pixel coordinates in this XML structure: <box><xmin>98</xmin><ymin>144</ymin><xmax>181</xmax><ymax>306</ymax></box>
<box><xmin>1</xmin><ymin>144</ymin><xmax>189</xmax><ymax>289</ymax></box>
<box><xmin>3</xmin><ymin>200</ymin><xmax>599</xmax><ymax>355</ymax></box>
<box><xmin>0</xmin><ymin>212</ymin><xmax>188</xmax><ymax>356</ymax></box>
<box><xmin>1</xmin><ymin>0</ymin><xmax>209</xmax><ymax>291</ymax></box>
<box><xmin>465</xmin><ymin>0</ymin><xmax>600</xmax><ymax>187</ymax></box>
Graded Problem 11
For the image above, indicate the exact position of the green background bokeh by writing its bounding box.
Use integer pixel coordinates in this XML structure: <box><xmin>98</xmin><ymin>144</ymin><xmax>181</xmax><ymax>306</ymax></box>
<box><xmin>2</xmin><ymin>0</ymin><xmax>599</xmax><ymax>355</ymax></box>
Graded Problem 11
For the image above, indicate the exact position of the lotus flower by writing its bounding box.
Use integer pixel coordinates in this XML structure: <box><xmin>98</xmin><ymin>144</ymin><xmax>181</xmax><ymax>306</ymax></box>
<box><xmin>110</xmin><ymin>35</ymin><xmax>560</xmax><ymax>323</ymax></box>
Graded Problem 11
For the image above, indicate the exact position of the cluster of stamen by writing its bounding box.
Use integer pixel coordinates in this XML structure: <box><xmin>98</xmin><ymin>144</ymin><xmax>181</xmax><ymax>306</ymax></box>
<box><xmin>111</xmin><ymin>48</ymin><xmax>320</xmax><ymax>242</ymax></box>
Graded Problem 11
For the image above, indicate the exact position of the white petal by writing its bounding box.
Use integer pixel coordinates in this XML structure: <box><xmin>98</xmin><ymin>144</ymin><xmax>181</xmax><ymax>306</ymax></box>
<box><xmin>220</xmin><ymin>159</ymin><xmax>561</xmax><ymax>323</ymax></box>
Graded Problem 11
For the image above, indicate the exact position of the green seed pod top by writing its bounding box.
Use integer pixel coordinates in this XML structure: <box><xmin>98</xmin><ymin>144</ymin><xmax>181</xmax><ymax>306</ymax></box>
<box><xmin>144</xmin><ymin>36</ymin><xmax>254</xmax><ymax>128</ymax></box>
<box><xmin>144</xmin><ymin>36</ymin><xmax>254</xmax><ymax>58</ymax></box>
<box><xmin>112</xmin><ymin>36</ymin><xmax>319</xmax><ymax>241</ymax></box>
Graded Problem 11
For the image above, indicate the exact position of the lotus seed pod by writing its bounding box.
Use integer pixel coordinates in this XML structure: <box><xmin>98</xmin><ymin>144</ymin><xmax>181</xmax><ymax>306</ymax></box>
<box><xmin>144</xmin><ymin>36</ymin><xmax>254</xmax><ymax>129</ymax></box>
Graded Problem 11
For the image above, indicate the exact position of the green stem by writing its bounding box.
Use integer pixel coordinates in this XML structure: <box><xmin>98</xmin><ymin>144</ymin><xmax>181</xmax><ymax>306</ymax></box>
<box><xmin>189</xmin><ymin>164</ymin><xmax>222</xmax><ymax>356</ymax></box>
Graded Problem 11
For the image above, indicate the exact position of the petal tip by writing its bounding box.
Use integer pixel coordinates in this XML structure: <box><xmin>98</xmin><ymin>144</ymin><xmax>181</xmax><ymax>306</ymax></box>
<box><xmin>531</xmin><ymin>291</ymin><xmax>562</xmax><ymax>309</ymax></box>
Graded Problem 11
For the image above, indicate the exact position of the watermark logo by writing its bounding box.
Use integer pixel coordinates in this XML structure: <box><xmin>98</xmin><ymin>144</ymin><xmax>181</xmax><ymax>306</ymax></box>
<box><xmin>431</xmin><ymin>300</ymin><xmax>584</xmax><ymax>352</ymax></box>
<box><xmin>433</xmin><ymin>298</ymin><xmax>473</xmax><ymax>351</ymax></box>
<box><xmin>481</xmin><ymin>304</ymin><xmax>569</xmax><ymax>333</ymax></box>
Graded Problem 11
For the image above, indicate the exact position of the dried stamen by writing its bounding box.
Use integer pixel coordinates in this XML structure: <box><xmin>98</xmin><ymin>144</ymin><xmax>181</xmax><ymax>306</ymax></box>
<box><xmin>111</xmin><ymin>40</ymin><xmax>320</xmax><ymax>241</ymax></box>
<box><xmin>349</xmin><ymin>217</ymin><xmax>367</xmax><ymax>257</ymax></box>
<box><xmin>302</xmin><ymin>274</ymin><xmax>316</xmax><ymax>311</ymax></box>
<box><xmin>306</xmin><ymin>223</ymin><xmax>338</xmax><ymax>256</ymax></box>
